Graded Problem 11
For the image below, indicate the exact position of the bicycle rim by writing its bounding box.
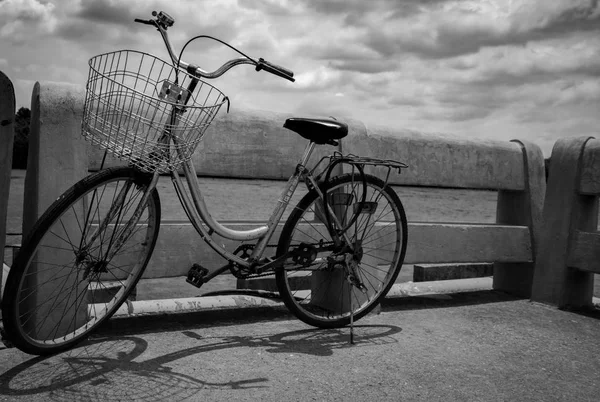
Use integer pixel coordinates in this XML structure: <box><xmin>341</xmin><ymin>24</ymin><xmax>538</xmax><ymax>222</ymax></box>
<box><xmin>2</xmin><ymin>167</ymin><xmax>160</xmax><ymax>354</ymax></box>
<box><xmin>275</xmin><ymin>174</ymin><xmax>407</xmax><ymax>328</ymax></box>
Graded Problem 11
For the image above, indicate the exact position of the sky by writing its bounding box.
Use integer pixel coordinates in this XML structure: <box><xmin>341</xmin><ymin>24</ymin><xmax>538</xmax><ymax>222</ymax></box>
<box><xmin>0</xmin><ymin>0</ymin><xmax>599</xmax><ymax>156</ymax></box>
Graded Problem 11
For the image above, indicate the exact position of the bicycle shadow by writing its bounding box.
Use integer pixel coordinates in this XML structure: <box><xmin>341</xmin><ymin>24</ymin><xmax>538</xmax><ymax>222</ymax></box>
<box><xmin>0</xmin><ymin>324</ymin><xmax>401</xmax><ymax>401</ymax></box>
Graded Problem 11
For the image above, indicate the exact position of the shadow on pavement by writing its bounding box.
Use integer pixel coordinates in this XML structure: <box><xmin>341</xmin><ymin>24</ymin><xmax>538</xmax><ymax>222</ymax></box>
<box><xmin>99</xmin><ymin>290</ymin><xmax>523</xmax><ymax>337</ymax></box>
<box><xmin>381</xmin><ymin>289</ymin><xmax>600</xmax><ymax>320</ymax></box>
<box><xmin>382</xmin><ymin>290</ymin><xmax>524</xmax><ymax>311</ymax></box>
<box><xmin>0</xmin><ymin>325</ymin><xmax>401</xmax><ymax>401</ymax></box>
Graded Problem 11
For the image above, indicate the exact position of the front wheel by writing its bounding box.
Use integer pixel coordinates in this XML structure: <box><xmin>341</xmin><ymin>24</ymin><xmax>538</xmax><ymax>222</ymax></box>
<box><xmin>275</xmin><ymin>173</ymin><xmax>408</xmax><ymax>328</ymax></box>
<box><xmin>1</xmin><ymin>167</ymin><xmax>161</xmax><ymax>355</ymax></box>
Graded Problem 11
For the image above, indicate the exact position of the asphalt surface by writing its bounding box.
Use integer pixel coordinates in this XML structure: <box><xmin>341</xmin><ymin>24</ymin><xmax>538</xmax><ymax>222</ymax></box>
<box><xmin>1</xmin><ymin>291</ymin><xmax>599</xmax><ymax>402</ymax></box>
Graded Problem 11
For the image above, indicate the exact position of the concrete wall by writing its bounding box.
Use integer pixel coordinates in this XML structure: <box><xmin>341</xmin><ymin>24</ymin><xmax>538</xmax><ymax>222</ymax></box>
<box><xmin>21</xmin><ymin>80</ymin><xmax>546</xmax><ymax>299</ymax></box>
<box><xmin>0</xmin><ymin>71</ymin><xmax>16</xmax><ymax>301</ymax></box>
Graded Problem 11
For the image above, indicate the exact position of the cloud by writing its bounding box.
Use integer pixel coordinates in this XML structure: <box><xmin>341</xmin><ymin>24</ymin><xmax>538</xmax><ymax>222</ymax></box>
<box><xmin>439</xmin><ymin>34</ymin><xmax>600</xmax><ymax>88</ymax></box>
<box><xmin>0</xmin><ymin>0</ymin><xmax>599</xmax><ymax>156</ymax></box>
<box><xmin>357</xmin><ymin>0</ymin><xmax>600</xmax><ymax>59</ymax></box>
<box><xmin>0</xmin><ymin>0</ymin><xmax>57</xmax><ymax>41</ymax></box>
<box><xmin>329</xmin><ymin>59</ymin><xmax>399</xmax><ymax>74</ymax></box>
<box><xmin>260</xmin><ymin>0</ymin><xmax>600</xmax><ymax>78</ymax></box>
<box><xmin>238</xmin><ymin>0</ymin><xmax>304</xmax><ymax>16</ymax></box>
<box><xmin>297</xmin><ymin>0</ymin><xmax>448</xmax><ymax>20</ymax></box>
<box><xmin>554</xmin><ymin>78</ymin><xmax>600</xmax><ymax>104</ymax></box>
<box><xmin>293</xmin><ymin>66</ymin><xmax>344</xmax><ymax>90</ymax></box>
<box><xmin>293</xmin><ymin>92</ymin><xmax>353</xmax><ymax>118</ymax></box>
<box><xmin>514</xmin><ymin>0</ymin><xmax>600</xmax><ymax>35</ymax></box>
<box><xmin>76</xmin><ymin>0</ymin><xmax>136</xmax><ymax>25</ymax></box>
<box><xmin>55</xmin><ymin>0</ymin><xmax>153</xmax><ymax>46</ymax></box>
<box><xmin>0</xmin><ymin>0</ymin><xmax>56</xmax><ymax>22</ymax></box>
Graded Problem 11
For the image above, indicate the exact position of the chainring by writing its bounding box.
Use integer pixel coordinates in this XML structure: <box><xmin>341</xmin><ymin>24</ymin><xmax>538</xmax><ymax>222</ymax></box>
<box><xmin>229</xmin><ymin>244</ymin><xmax>255</xmax><ymax>278</ymax></box>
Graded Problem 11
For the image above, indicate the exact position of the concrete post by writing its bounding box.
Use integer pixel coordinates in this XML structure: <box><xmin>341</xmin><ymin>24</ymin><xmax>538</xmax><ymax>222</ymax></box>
<box><xmin>494</xmin><ymin>140</ymin><xmax>546</xmax><ymax>297</ymax></box>
<box><xmin>22</xmin><ymin>81</ymin><xmax>88</xmax><ymax>236</ymax></box>
<box><xmin>21</xmin><ymin>81</ymin><xmax>89</xmax><ymax>338</ymax></box>
<box><xmin>0</xmin><ymin>71</ymin><xmax>16</xmax><ymax>302</ymax></box>
<box><xmin>531</xmin><ymin>137</ymin><xmax>596</xmax><ymax>308</ymax></box>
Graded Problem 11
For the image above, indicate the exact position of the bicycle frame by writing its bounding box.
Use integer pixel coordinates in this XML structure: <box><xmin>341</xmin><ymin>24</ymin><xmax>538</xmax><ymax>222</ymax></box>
<box><xmin>106</xmin><ymin>99</ymin><xmax>405</xmax><ymax>284</ymax></box>
<box><xmin>0</xmin><ymin>11</ymin><xmax>411</xmax><ymax>356</ymax></box>
<box><xmin>102</xmin><ymin>14</ymin><xmax>403</xmax><ymax>281</ymax></box>
<box><xmin>170</xmin><ymin>140</ymin><xmax>326</xmax><ymax>268</ymax></box>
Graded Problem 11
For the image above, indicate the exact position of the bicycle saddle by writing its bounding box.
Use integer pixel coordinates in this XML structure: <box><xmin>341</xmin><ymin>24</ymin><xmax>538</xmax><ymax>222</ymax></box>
<box><xmin>283</xmin><ymin>117</ymin><xmax>348</xmax><ymax>145</ymax></box>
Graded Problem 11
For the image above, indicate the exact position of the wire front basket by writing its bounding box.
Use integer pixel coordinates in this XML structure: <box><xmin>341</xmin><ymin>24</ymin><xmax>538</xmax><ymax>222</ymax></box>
<box><xmin>82</xmin><ymin>50</ymin><xmax>227</xmax><ymax>173</ymax></box>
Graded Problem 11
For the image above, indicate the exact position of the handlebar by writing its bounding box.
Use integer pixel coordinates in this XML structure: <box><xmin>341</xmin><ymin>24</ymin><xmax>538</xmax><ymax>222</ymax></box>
<box><xmin>134</xmin><ymin>11</ymin><xmax>295</xmax><ymax>82</ymax></box>
<box><xmin>133</xmin><ymin>18</ymin><xmax>154</xmax><ymax>26</ymax></box>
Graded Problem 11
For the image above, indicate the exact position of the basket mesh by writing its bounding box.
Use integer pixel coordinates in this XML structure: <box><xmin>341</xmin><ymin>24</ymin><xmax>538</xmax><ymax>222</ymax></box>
<box><xmin>82</xmin><ymin>50</ymin><xmax>227</xmax><ymax>173</ymax></box>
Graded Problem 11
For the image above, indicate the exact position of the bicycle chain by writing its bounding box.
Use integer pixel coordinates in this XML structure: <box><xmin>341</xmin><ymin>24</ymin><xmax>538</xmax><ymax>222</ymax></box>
<box><xmin>230</xmin><ymin>243</ymin><xmax>323</xmax><ymax>280</ymax></box>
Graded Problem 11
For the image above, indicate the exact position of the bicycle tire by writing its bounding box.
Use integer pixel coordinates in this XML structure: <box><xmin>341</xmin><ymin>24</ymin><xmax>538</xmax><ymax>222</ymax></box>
<box><xmin>275</xmin><ymin>173</ymin><xmax>407</xmax><ymax>328</ymax></box>
<box><xmin>1</xmin><ymin>167</ymin><xmax>160</xmax><ymax>355</ymax></box>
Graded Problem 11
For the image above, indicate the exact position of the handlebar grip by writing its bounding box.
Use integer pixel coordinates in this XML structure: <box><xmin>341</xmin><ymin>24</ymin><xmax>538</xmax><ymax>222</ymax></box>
<box><xmin>261</xmin><ymin>59</ymin><xmax>294</xmax><ymax>78</ymax></box>
<box><xmin>134</xmin><ymin>18</ymin><xmax>155</xmax><ymax>26</ymax></box>
<box><xmin>256</xmin><ymin>58</ymin><xmax>295</xmax><ymax>82</ymax></box>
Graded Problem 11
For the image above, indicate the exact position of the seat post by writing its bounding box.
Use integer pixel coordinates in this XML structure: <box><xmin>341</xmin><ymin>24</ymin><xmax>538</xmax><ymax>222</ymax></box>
<box><xmin>298</xmin><ymin>141</ymin><xmax>316</xmax><ymax>167</ymax></box>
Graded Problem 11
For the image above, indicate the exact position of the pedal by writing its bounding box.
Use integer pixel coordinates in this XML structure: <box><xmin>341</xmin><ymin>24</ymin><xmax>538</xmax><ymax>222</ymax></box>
<box><xmin>186</xmin><ymin>263</ymin><xmax>209</xmax><ymax>288</ymax></box>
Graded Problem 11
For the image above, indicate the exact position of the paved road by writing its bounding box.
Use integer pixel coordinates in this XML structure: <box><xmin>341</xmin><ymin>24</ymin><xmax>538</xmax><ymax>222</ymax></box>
<box><xmin>1</xmin><ymin>291</ymin><xmax>599</xmax><ymax>401</ymax></box>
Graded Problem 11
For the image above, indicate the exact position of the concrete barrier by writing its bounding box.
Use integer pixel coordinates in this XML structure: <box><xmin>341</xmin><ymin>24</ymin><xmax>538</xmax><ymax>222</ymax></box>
<box><xmin>531</xmin><ymin>137</ymin><xmax>598</xmax><ymax>308</ymax></box>
<box><xmin>0</xmin><ymin>70</ymin><xmax>16</xmax><ymax>302</ymax></box>
<box><xmin>343</xmin><ymin>128</ymin><xmax>545</xmax><ymax>297</ymax></box>
<box><xmin>23</xmin><ymin>81</ymin><xmax>546</xmax><ymax>302</ymax></box>
<box><xmin>19</xmin><ymin>82</ymin><xmax>91</xmax><ymax>335</ymax></box>
<box><xmin>22</xmin><ymin>82</ymin><xmax>89</xmax><ymax>237</ymax></box>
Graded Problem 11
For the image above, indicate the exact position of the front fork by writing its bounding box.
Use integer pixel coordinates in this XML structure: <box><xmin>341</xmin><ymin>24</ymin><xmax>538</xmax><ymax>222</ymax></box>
<box><xmin>81</xmin><ymin>170</ymin><xmax>160</xmax><ymax>266</ymax></box>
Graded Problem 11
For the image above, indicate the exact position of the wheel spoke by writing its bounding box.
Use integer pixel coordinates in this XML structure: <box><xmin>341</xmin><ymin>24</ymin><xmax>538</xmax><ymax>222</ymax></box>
<box><xmin>276</xmin><ymin>173</ymin><xmax>407</xmax><ymax>328</ymax></box>
<box><xmin>4</xmin><ymin>168</ymin><xmax>160</xmax><ymax>354</ymax></box>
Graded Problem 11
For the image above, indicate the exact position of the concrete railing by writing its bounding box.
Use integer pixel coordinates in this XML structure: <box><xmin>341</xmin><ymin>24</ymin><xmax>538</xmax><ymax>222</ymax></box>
<box><xmin>0</xmin><ymin>71</ymin><xmax>16</xmax><ymax>300</ymax></box>
<box><xmin>343</xmin><ymin>126</ymin><xmax>546</xmax><ymax>297</ymax></box>
<box><xmin>532</xmin><ymin>137</ymin><xmax>599</xmax><ymax>308</ymax></box>
<box><xmin>17</xmin><ymin>81</ymin><xmax>548</xmax><ymax>300</ymax></box>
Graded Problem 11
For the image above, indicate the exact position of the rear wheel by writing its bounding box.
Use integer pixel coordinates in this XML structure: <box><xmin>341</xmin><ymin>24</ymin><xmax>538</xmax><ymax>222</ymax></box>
<box><xmin>275</xmin><ymin>173</ymin><xmax>407</xmax><ymax>328</ymax></box>
<box><xmin>1</xmin><ymin>167</ymin><xmax>160</xmax><ymax>355</ymax></box>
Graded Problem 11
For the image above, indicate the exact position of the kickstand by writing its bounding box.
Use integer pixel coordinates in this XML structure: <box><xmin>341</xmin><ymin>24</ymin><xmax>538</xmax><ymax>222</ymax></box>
<box><xmin>349</xmin><ymin>286</ymin><xmax>355</xmax><ymax>345</ymax></box>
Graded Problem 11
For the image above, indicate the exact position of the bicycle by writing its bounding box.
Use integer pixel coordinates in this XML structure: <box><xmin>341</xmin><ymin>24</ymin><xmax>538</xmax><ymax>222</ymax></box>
<box><xmin>1</xmin><ymin>11</ymin><xmax>408</xmax><ymax>355</ymax></box>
